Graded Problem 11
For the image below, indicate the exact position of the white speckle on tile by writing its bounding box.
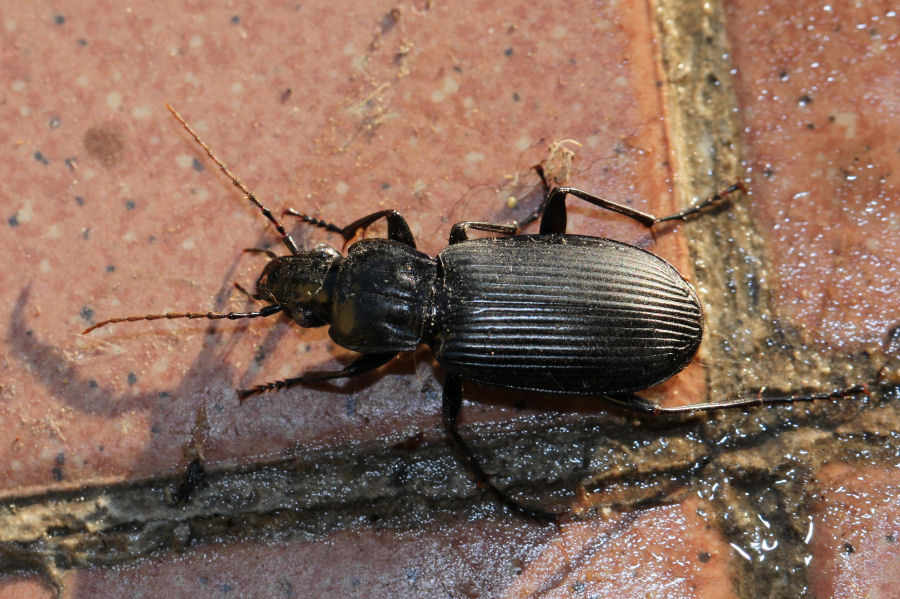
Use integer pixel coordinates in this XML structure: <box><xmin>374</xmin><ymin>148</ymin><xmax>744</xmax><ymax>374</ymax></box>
<box><xmin>462</xmin><ymin>96</ymin><xmax>476</xmax><ymax>109</ymax></box>
<box><xmin>184</xmin><ymin>72</ymin><xmax>200</xmax><ymax>87</ymax></box>
<box><xmin>175</xmin><ymin>154</ymin><xmax>195</xmax><ymax>169</ymax></box>
<box><xmin>182</xmin><ymin>237</ymin><xmax>195</xmax><ymax>250</ymax></box>
<box><xmin>465</xmin><ymin>152</ymin><xmax>485</xmax><ymax>164</ymax></box>
<box><xmin>833</xmin><ymin>111</ymin><xmax>858</xmax><ymax>139</ymax></box>
<box><xmin>515</xmin><ymin>135</ymin><xmax>531</xmax><ymax>152</ymax></box>
<box><xmin>335</xmin><ymin>181</ymin><xmax>349</xmax><ymax>195</ymax></box>
<box><xmin>122</xmin><ymin>230</ymin><xmax>136</xmax><ymax>242</ymax></box>
<box><xmin>106</xmin><ymin>91</ymin><xmax>123</xmax><ymax>110</ymax></box>
<box><xmin>432</xmin><ymin>76</ymin><xmax>459</xmax><ymax>103</ymax></box>
<box><xmin>131</xmin><ymin>105</ymin><xmax>152</xmax><ymax>119</ymax></box>
<box><xmin>4</xmin><ymin>19</ymin><xmax>16</xmax><ymax>33</ymax></box>
<box><xmin>10</xmin><ymin>460</ymin><xmax>22</xmax><ymax>472</ymax></box>
<box><xmin>343</xmin><ymin>42</ymin><xmax>355</xmax><ymax>55</ymax></box>
<box><xmin>76</xmin><ymin>75</ymin><xmax>89</xmax><ymax>87</ymax></box>
<box><xmin>442</xmin><ymin>76</ymin><xmax>459</xmax><ymax>94</ymax></box>
<box><xmin>152</xmin><ymin>356</ymin><xmax>169</xmax><ymax>374</ymax></box>
<box><xmin>16</xmin><ymin>200</ymin><xmax>33</xmax><ymax>223</ymax></box>
<box><xmin>189</xmin><ymin>35</ymin><xmax>203</xmax><ymax>48</ymax></box>
<box><xmin>551</xmin><ymin>25</ymin><xmax>567</xmax><ymax>39</ymax></box>
<box><xmin>40</xmin><ymin>258</ymin><xmax>51</xmax><ymax>272</ymax></box>
<box><xmin>19</xmin><ymin>106</ymin><xmax>30</xmax><ymax>117</ymax></box>
<box><xmin>194</xmin><ymin>188</ymin><xmax>209</xmax><ymax>201</ymax></box>
<box><xmin>11</xmin><ymin>79</ymin><xmax>26</xmax><ymax>92</ymax></box>
<box><xmin>231</xmin><ymin>81</ymin><xmax>244</xmax><ymax>94</ymax></box>
<box><xmin>351</xmin><ymin>54</ymin><xmax>368</xmax><ymax>72</ymax></box>
<box><xmin>48</xmin><ymin>224</ymin><xmax>60</xmax><ymax>238</ymax></box>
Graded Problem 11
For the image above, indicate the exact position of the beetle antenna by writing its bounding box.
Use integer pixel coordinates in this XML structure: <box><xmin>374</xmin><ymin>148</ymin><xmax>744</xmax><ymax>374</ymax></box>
<box><xmin>165</xmin><ymin>104</ymin><xmax>300</xmax><ymax>255</ymax></box>
<box><xmin>82</xmin><ymin>305</ymin><xmax>283</xmax><ymax>334</ymax></box>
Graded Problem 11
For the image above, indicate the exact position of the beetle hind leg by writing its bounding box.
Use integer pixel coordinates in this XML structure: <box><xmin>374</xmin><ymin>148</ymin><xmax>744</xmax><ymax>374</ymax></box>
<box><xmin>605</xmin><ymin>384</ymin><xmax>869</xmax><ymax>415</ymax></box>
<box><xmin>442</xmin><ymin>374</ymin><xmax>560</xmax><ymax>523</ymax></box>
<box><xmin>237</xmin><ymin>351</ymin><xmax>397</xmax><ymax>400</ymax></box>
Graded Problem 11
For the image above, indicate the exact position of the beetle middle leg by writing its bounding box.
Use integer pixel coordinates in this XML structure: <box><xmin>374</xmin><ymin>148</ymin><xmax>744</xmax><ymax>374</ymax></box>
<box><xmin>442</xmin><ymin>373</ymin><xmax>560</xmax><ymax>523</ymax></box>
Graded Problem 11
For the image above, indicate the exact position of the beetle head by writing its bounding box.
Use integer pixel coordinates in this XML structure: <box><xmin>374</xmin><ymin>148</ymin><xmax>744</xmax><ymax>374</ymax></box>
<box><xmin>255</xmin><ymin>244</ymin><xmax>342</xmax><ymax>327</ymax></box>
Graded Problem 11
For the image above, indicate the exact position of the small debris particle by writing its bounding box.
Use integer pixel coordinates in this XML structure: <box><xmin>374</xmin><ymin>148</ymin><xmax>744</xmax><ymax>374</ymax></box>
<box><xmin>49</xmin><ymin>117</ymin><xmax>61</xmax><ymax>129</ymax></box>
<box><xmin>81</xmin><ymin>306</ymin><xmax>94</xmax><ymax>322</ymax></box>
<box><xmin>34</xmin><ymin>151</ymin><xmax>49</xmax><ymax>164</ymax></box>
<box><xmin>125</xmin><ymin>200</ymin><xmax>136</xmax><ymax>210</ymax></box>
<box><xmin>191</xmin><ymin>157</ymin><xmax>204</xmax><ymax>172</ymax></box>
<box><xmin>504</xmin><ymin>46</ymin><xmax>514</xmax><ymax>56</ymax></box>
<box><xmin>54</xmin><ymin>14</ymin><xmax>65</xmax><ymax>25</ymax></box>
<box><xmin>75</xmin><ymin>195</ymin><xmax>84</xmax><ymax>205</ymax></box>
<box><xmin>381</xmin><ymin>8</ymin><xmax>401</xmax><ymax>33</ymax></box>
<box><xmin>230</xmin><ymin>15</ymin><xmax>240</xmax><ymax>24</ymax></box>
<box><xmin>127</xmin><ymin>372</ymin><xmax>137</xmax><ymax>385</ymax></box>
<box><xmin>84</xmin><ymin>125</ymin><xmax>124</xmax><ymax>167</ymax></box>
<box><xmin>8</xmin><ymin>214</ymin><xmax>18</xmax><ymax>227</ymax></box>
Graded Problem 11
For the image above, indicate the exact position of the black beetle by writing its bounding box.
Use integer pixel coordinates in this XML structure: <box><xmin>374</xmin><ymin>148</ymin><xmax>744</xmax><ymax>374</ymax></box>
<box><xmin>85</xmin><ymin>105</ymin><xmax>866</xmax><ymax>521</ymax></box>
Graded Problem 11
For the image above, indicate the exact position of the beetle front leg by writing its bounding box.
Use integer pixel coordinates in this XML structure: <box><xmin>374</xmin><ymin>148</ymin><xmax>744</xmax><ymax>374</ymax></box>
<box><xmin>442</xmin><ymin>374</ymin><xmax>559</xmax><ymax>523</ymax></box>
<box><xmin>238</xmin><ymin>351</ymin><xmax>398</xmax><ymax>400</ymax></box>
<box><xmin>284</xmin><ymin>208</ymin><xmax>416</xmax><ymax>248</ymax></box>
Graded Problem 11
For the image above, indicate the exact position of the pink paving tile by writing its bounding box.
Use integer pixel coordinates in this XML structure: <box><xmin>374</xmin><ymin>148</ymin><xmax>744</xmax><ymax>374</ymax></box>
<box><xmin>0</xmin><ymin>1</ymin><xmax>679</xmax><ymax>492</ymax></box>
<box><xmin>501</xmin><ymin>496</ymin><xmax>735</xmax><ymax>599</ymax></box>
<box><xmin>0</xmin><ymin>575</ymin><xmax>54</xmax><ymax>599</ymax></box>
<box><xmin>809</xmin><ymin>464</ymin><xmax>900</xmax><ymax>599</ymax></box>
<box><xmin>726</xmin><ymin>1</ymin><xmax>900</xmax><ymax>350</ymax></box>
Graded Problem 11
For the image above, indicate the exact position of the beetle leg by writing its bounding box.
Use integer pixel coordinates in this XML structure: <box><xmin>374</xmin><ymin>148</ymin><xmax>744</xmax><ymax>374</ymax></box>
<box><xmin>448</xmin><ymin>222</ymin><xmax>518</xmax><ymax>244</ymax></box>
<box><xmin>237</xmin><ymin>351</ymin><xmax>398</xmax><ymax>400</ymax></box>
<box><xmin>284</xmin><ymin>208</ymin><xmax>416</xmax><ymax>248</ymax></box>
<box><xmin>535</xmin><ymin>177</ymin><xmax>747</xmax><ymax>234</ymax></box>
<box><xmin>242</xmin><ymin>247</ymin><xmax>279</xmax><ymax>259</ymax></box>
<box><xmin>605</xmin><ymin>384</ymin><xmax>868</xmax><ymax>415</ymax></box>
<box><xmin>442</xmin><ymin>373</ymin><xmax>559</xmax><ymax>523</ymax></box>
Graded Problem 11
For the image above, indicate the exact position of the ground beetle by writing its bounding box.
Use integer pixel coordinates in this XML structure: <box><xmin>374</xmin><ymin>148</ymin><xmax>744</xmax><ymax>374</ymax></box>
<box><xmin>85</xmin><ymin>105</ymin><xmax>866</xmax><ymax>522</ymax></box>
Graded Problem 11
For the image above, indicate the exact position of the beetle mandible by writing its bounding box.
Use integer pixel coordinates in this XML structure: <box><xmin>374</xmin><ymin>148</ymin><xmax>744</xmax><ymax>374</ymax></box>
<box><xmin>84</xmin><ymin>105</ymin><xmax>866</xmax><ymax>522</ymax></box>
